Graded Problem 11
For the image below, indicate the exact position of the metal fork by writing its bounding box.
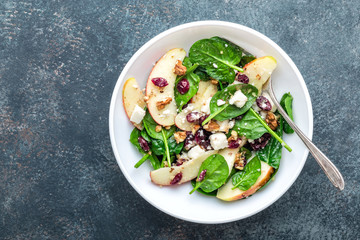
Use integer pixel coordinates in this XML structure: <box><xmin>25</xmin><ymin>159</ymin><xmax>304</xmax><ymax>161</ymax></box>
<box><xmin>265</xmin><ymin>77</ymin><xmax>345</xmax><ymax>190</ymax></box>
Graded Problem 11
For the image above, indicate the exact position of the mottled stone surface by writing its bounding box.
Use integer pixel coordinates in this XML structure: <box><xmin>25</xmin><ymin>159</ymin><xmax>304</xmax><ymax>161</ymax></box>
<box><xmin>0</xmin><ymin>0</ymin><xmax>359</xmax><ymax>239</ymax></box>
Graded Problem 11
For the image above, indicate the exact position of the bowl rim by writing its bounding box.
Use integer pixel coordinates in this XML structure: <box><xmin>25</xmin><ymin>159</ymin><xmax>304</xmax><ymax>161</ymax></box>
<box><xmin>109</xmin><ymin>20</ymin><xmax>314</xmax><ymax>224</ymax></box>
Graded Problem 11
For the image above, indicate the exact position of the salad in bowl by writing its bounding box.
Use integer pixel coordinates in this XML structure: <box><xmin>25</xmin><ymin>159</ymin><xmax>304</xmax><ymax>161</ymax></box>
<box><xmin>122</xmin><ymin>36</ymin><xmax>295</xmax><ymax>201</ymax></box>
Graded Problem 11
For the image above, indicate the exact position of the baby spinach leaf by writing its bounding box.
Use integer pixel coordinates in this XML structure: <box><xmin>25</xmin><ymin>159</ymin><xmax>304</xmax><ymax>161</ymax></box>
<box><xmin>130</xmin><ymin>128</ymin><xmax>145</xmax><ymax>154</ymax></box>
<box><xmin>194</xmin><ymin>68</ymin><xmax>211</xmax><ymax>81</ymax></box>
<box><xmin>190</xmin><ymin>154</ymin><xmax>229</xmax><ymax>194</ymax></box>
<box><xmin>189</xmin><ymin>37</ymin><xmax>243</xmax><ymax>84</ymax></box>
<box><xmin>232</xmin><ymin>109</ymin><xmax>268</xmax><ymax>139</ymax></box>
<box><xmin>140</xmin><ymin>129</ymin><xmax>151</xmax><ymax>142</ymax></box>
<box><xmin>190</xmin><ymin>180</ymin><xmax>217</xmax><ymax>196</ymax></box>
<box><xmin>143</xmin><ymin>111</ymin><xmax>175</xmax><ymax>140</ymax></box>
<box><xmin>232</xmin><ymin>156</ymin><xmax>261</xmax><ymax>190</ymax></box>
<box><xmin>256</xmin><ymin>115</ymin><xmax>284</xmax><ymax>169</ymax></box>
<box><xmin>131</xmin><ymin>128</ymin><xmax>160</xmax><ymax>170</ymax></box>
<box><xmin>175</xmin><ymin>72</ymin><xmax>200</xmax><ymax>110</ymax></box>
<box><xmin>209</xmin><ymin>84</ymin><xmax>258</xmax><ymax>121</ymax></box>
<box><xmin>280</xmin><ymin>92</ymin><xmax>294</xmax><ymax>134</ymax></box>
<box><xmin>248</xmin><ymin>108</ymin><xmax>292</xmax><ymax>152</ymax></box>
<box><xmin>239</xmin><ymin>55</ymin><xmax>256</xmax><ymax>67</ymax></box>
<box><xmin>148</xmin><ymin>155</ymin><xmax>161</xmax><ymax>170</ymax></box>
<box><xmin>151</xmin><ymin>136</ymin><xmax>184</xmax><ymax>155</ymax></box>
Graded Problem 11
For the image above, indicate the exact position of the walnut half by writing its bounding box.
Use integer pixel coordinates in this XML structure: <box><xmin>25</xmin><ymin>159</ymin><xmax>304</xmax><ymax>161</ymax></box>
<box><xmin>174</xmin><ymin>131</ymin><xmax>187</xmax><ymax>143</ymax></box>
<box><xmin>173</xmin><ymin>60</ymin><xmax>187</xmax><ymax>76</ymax></box>
<box><xmin>156</xmin><ymin>97</ymin><xmax>172</xmax><ymax>110</ymax></box>
<box><xmin>265</xmin><ymin>112</ymin><xmax>278</xmax><ymax>130</ymax></box>
<box><xmin>234</xmin><ymin>152</ymin><xmax>246</xmax><ymax>170</ymax></box>
<box><xmin>203</xmin><ymin>120</ymin><xmax>220</xmax><ymax>132</ymax></box>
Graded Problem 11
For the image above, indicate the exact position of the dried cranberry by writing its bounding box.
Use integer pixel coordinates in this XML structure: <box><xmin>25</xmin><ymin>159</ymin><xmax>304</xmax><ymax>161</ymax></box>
<box><xmin>175</xmin><ymin>159</ymin><xmax>186</xmax><ymax>166</ymax></box>
<box><xmin>235</xmin><ymin>114</ymin><xmax>244</xmax><ymax>120</ymax></box>
<box><xmin>184</xmin><ymin>132</ymin><xmax>195</xmax><ymax>150</ymax></box>
<box><xmin>256</xmin><ymin>96</ymin><xmax>272</xmax><ymax>111</ymax></box>
<box><xmin>235</xmin><ymin>73</ymin><xmax>249</xmax><ymax>84</ymax></box>
<box><xmin>250</xmin><ymin>133</ymin><xmax>271</xmax><ymax>151</ymax></box>
<box><xmin>228</xmin><ymin>140</ymin><xmax>240</xmax><ymax>149</ymax></box>
<box><xmin>170</xmin><ymin>172</ymin><xmax>182</xmax><ymax>185</ymax></box>
<box><xmin>151</xmin><ymin>77</ymin><xmax>168</xmax><ymax>87</ymax></box>
<box><xmin>198</xmin><ymin>114</ymin><xmax>209</xmax><ymax>125</ymax></box>
<box><xmin>186</xmin><ymin>111</ymin><xmax>200</xmax><ymax>123</ymax></box>
<box><xmin>138</xmin><ymin>136</ymin><xmax>150</xmax><ymax>152</ymax></box>
<box><xmin>195</xmin><ymin>128</ymin><xmax>212</xmax><ymax>150</ymax></box>
<box><xmin>177</xmin><ymin>79</ymin><xmax>190</xmax><ymax>94</ymax></box>
<box><xmin>197</xmin><ymin>169</ymin><xmax>207</xmax><ymax>182</ymax></box>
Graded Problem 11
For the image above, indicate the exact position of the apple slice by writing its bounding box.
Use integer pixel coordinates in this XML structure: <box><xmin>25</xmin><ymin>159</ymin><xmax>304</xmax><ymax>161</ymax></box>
<box><xmin>216</xmin><ymin>161</ymin><xmax>274</xmax><ymax>201</ymax></box>
<box><xmin>175</xmin><ymin>81</ymin><xmax>218</xmax><ymax>131</ymax></box>
<box><xmin>122</xmin><ymin>77</ymin><xmax>146</xmax><ymax>129</ymax></box>
<box><xmin>150</xmin><ymin>150</ymin><xmax>217</xmax><ymax>186</ymax></box>
<box><xmin>243</xmin><ymin>56</ymin><xmax>277</xmax><ymax>95</ymax></box>
<box><xmin>146</xmin><ymin>48</ymin><xmax>186</xmax><ymax>126</ymax></box>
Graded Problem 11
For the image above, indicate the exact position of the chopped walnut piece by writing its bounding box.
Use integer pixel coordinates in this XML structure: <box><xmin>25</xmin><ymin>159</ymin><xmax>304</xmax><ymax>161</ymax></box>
<box><xmin>203</xmin><ymin>120</ymin><xmax>220</xmax><ymax>132</ymax></box>
<box><xmin>156</xmin><ymin>97</ymin><xmax>172</xmax><ymax>110</ymax></box>
<box><xmin>144</xmin><ymin>96</ymin><xmax>149</xmax><ymax>102</ymax></box>
<box><xmin>173</xmin><ymin>60</ymin><xmax>187</xmax><ymax>76</ymax></box>
<box><xmin>210</xmin><ymin>79</ymin><xmax>218</xmax><ymax>85</ymax></box>
<box><xmin>266</xmin><ymin>112</ymin><xmax>278</xmax><ymax>130</ymax></box>
<box><xmin>165</xmin><ymin>126</ymin><xmax>171</xmax><ymax>130</ymax></box>
<box><xmin>234</xmin><ymin>152</ymin><xmax>246</xmax><ymax>170</ymax></box>
<box><xmin>192</xmin><ymin>124</ymin><xmax>201</xmax><ymax>134</ymax></box>
<box><xmin>228</xmin><ymin>130</ymin><xmax>238</xmax><ymax>142</ymax></box>
<box><xmin>155</xmin><ymin>125</ymin><xmax>162</xmax><ymax>132</ymax></box>
<box><xmin>174</xmin><ymin>131</ymin><xmax>187</xmax><ymax>143</ymax></box>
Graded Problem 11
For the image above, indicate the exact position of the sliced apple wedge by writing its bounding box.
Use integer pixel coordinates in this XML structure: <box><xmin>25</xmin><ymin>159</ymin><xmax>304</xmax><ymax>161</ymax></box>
<box><xmin>175</xmin><ymin>81</ymin><xmax>218</xmax><ymax>131</ymax></box>
<box><xmin>122</xmin><ymin>77</ymin><xmax>146</xmax><ymax>129</ymax></box>
<box><xmin>216</xmin><ymin>161</ymin><xmax>274</xmax><ymax>201</ymax></box>
<box><xmin>243</xmin><ymin>56</ymin><xmax>277</xmax><ymax>95</ymax></box>
<box><xmin>150</xmin><ymin>150</ymin><xmax>217</xmax><ymax>186</ymax></box>
<box><xmin>146</xmin><ymin>48</ymin><xmax>186</xmax><ymax>126</ymax></box>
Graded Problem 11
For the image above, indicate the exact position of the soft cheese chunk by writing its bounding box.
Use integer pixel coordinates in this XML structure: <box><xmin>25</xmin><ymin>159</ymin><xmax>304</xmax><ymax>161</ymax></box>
<box><xmin>210</xmin><ymin>133</ymin><xmax>228</xmax><ymax>150</ymax></box>
<box><xmin>229</xmin><ymin>90</ymin><xmax>248</xmax><ymax>108</ymax></box>
<box><xmin>188</xmin><ymin>145</ymin><xmax>205</xmax><ymax>159</ymax></box>
<box><xmin>130</xmin><ymin>105</ymin><xmax>146</xmax><ymax>124</ymax></box>
<box><xmin>201</xmin><ymin>97</ymin><xmax>212</xmax><ymax>114</ymax></box>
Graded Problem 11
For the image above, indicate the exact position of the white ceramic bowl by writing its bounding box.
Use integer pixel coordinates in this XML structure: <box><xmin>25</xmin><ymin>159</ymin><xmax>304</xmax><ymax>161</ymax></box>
<box><xmin>109</xmin><ymin>21</ymin><xmax>313</xmax><ymax>224</ymax></box>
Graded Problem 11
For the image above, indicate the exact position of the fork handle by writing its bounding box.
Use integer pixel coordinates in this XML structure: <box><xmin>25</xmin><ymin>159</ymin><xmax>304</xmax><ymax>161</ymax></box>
<box><xmin>268</xmin><ymin>90</ymin><xmax>345</xmax><ymax>190</ymax></box>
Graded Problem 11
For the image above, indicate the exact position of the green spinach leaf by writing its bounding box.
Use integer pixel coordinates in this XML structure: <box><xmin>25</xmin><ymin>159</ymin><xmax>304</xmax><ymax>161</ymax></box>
<box><xmin>209</xmin><ymin>83</ymin><xmax>258</xmax><ymax>121</ymax></box>
<box><xmin>239</xmin><ymin>55</ymin><xmax>256</xmax><ymax>67</ymax></box>
<box><xmin>190</xmin><ymin>180</ymin><xmax>217</xmax><ymax>196</ymax></box>
<box><xmin>151</xmin><ymin>136</ymin><xmax>184</xmax><ymax>155</ymax></box>
<box><xmin>189</xmin><ymin>37</ymin><xmax>243</xmax><ymax>84</ymax></box>
<box><xmin>280</xmin><ymin>92</ymin><xmax>294</xmax><ymax>134</ymax></box>
<box><xmin>232</xmin><ymin>156</ymin><xmax>261</xmax><ymax>190</ymax></box>
<box><xmin>189</xmin><ymin>154</ymin><xmax>229</xmax><ymax>194</ymax></box>
<box><xmin>143</xmin><ymin>111</ymin><xmax>175</xmax><ymax>140</ymax></box>
<box><xmin>175</xmin><ymin>72</ymin><xmax>200</xmax><ymax>110</ymax></box>
<box><xmin>130</xmin><ymin>128</ymin><xmax>160</xmax><ymax>170</ymax></box>
<box><xmin>232</xmin><ymin>109</ymin><xmax>268</xmax><ymax>139</ymax></box>
<box><xmin>256</xmin><ymin>115</ymin><xmax>283</xmax><ymax>169</ymax></box>
<box><xmin>130</xmin><ymin>128</ymin><xmax>145</xmax><ymax>154</ymax></box>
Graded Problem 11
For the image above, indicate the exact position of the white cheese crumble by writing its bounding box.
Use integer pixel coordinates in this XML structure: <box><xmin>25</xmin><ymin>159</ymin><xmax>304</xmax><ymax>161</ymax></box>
<box><xmin>188</xmin><ymin>145</ymin><xmax>205</xmax><ymax>159</ymax></box>
<box><xmin>209</xmin><ymin>133</ymin><xmax>228</xmax><ymax>150</ymax></box>
<box><xmin>201</xmin><ymin>97</ymin><xmax>212</xmax><ymax>114</ymax></box>
<box><xmin>217</xmin><ymin>99</ymin><xmax>226</xmax><ymax>106</ymax></box>
<box><xmin>213</xmin><ymin>63</ymin><xmax>218</xmax><ymax>68</ymax></box>
<box><xmin>229</xmin><ymin>90</ymin><xmax>248</xmax><ymax>108</ymax></box>
<box><xmin>216</xmin><ymin>119</ymin><xmax>234</xmax><ymax>132</ymax></box>
<box><xmin>130</xmin><ymin>105</ymin><xmax>145</xmax><ymax>124</ymax></box>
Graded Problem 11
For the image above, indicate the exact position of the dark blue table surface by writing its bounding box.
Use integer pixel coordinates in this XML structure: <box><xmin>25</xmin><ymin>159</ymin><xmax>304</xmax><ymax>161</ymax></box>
<box><xmin>1</xmin><ymin>0</ymin><xmax>359</xmax><ymax>239</ymax></box>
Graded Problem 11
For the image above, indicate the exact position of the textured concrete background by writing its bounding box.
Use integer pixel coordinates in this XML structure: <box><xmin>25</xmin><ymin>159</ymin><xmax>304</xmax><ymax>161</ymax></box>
<box><xmin>0</xmin><ymin>0</ymin><xmax>359</xmax><ymax>239</ymax></box>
